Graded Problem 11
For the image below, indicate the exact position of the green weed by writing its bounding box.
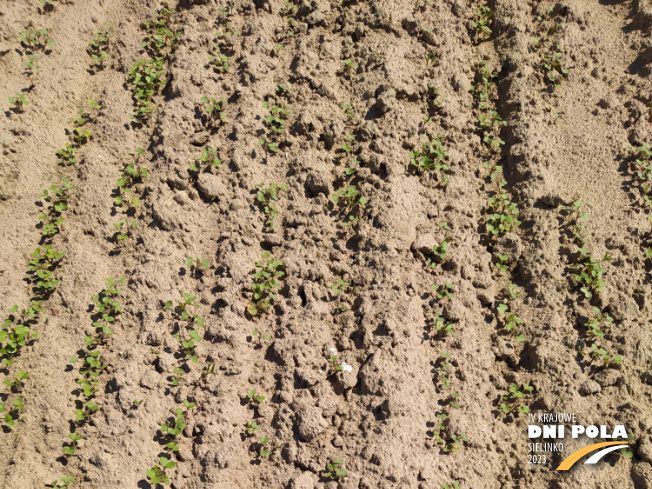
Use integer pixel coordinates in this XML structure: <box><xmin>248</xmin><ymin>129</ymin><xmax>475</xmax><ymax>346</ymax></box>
<box><xmin>542</xmin><ymin>43</ymin><xmax>569</xmax><ymax>88</ymax></box>
<box><xmin>245</xmin><ymin>420</ymin><xmax>261</xmax><ymax>436</ymax></box>
<box><xmin>62</xmin><ymin>432</ymin><xmax>82</xmax><ymax>456</ymax></box>
<box><xmin>585</xmin><ymin>307</ymin><xmax>612</xmax><ymax>338</ymax></box>
<box><xmin>442</xmin><ymin>482</ymin><xmax>461</xmax><ymax>489</ymax></box>
<box><xmin>115</xmin><ymin>149</ymin><xmax>148</xmax><ymax>207</ymax></box>
<box><xmin>0</xmin><ymin>398</ymin><xmax>24</xmax><ymax>427</ymax></box>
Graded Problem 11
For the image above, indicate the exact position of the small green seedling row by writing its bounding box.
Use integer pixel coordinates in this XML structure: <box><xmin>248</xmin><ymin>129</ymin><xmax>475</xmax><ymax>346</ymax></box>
<box><xmin>141</xmin><ymin>5</ymin><xmax>181</xmax><ymax>56</ymax></box>
<box><xmin>255</xmin><ymin>183</ymin><xmax>287</xmax><ymax>228</ymax></box>
<box><xmin>39</xmin><ymin>178</ymin><xmax>74</xmax><ymax>238</ymax></box>
<box><xmin>19</xmin><ymin>26</ymin><xmax>54</xmax><ymax>52</ymax></box>
<box><xmin>247</xmin><ymin>253</ymin><xmax>285</xmax><ymax>316</ymax></box>
<box><xmin>483</xmin><ymin>163</ymin><xmax>521</xmax><ymax>237</ymax></box>
<box><xmin>114</xmin><ymin>148</ymin><xmax>148</xmax><ymax>208</ymax></box>
<box><xmin>163</xmin><ymin>293</ymin><xmax>205</xmax><ymax>365</ymax></box>
<box><xmin>409</xmin><ymin>136</ymin><xmax>450</xmax><ymax>185</ymax></box>
<box><xmin>259</xmin><ymin>99</ymin><xmax>291</xmax><ymax>154</ymax></box>
<box><xmin>500</xmin><ymin>383</ymin><xmax>533</xmax><ymax>415</ymax></box>
<box><xmin>129</xmin><ymin>57</ymin><xmax>167</xmax><ymax>122</ymax></box>
<box><xmin>88</xmin><ymin>25</ymin><xmax>113</xmax><ymax>69</ymax></box>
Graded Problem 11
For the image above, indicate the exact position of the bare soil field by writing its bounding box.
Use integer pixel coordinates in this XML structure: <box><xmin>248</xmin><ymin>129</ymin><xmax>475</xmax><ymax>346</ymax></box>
<box><xmin>1</xmin><ymin>0</ymin><xmax>652</xmax><ymax>488</ymax></box>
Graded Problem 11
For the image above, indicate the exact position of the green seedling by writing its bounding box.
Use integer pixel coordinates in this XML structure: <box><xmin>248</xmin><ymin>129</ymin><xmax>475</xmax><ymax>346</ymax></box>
<box><xmin>23</xmin><ymin>55</ymin><xmax>36</xmax><ymax>74</ymax></box>
<box><xmin>433</xmin><ymin>282</ymin><xmax>454</xmax><ymax>300</ymax></box>
<box><xmin>258</xmin><ymin>437</ymin><xmax>273</xmax><ymax>457</ymax></box>
<box><xmin>114</xmin><ymin>218</ymin><xmax>138</xmax><ymax>242</ymax></box>
<box><xmin>331</xmin><ymin>278</ymin><xmax>350</xmax><ymax>295</ymax></box>
<box><xmin>133</xmin><ymin>400</ymin><xmax>144</xmax><ymax>408</ymax></box>
<box><xmin>70</xmin><ymin>127</ymin><xmax>91</xmax><ymax>147</ymax></box>
<box><xmin>246</xmin><ymin>389</ymin><xmax>265</xmax><ymax>404</ymax></box>
<box><xmin>56</xmin><ymin>144</ymin><xmax>77</xmax><ymax>166</ymax></box>
<box><xmin>147</xmin><ymin>456</ymin><xmax>175</xmax><ymax>485</ymax></box>
<box><xmin>251</xmin><ymin>328</ymin><xmax>271</xmax><ymax>343</ymax></box>
<box><xmin>170</xmin><ymin>367</ymin><xmax>184</xmax><ymax>386</ymax></box>
<box><xmin>142</xmin><ymin>6</ymin><xmax>181</xmax><ymax>55</ymax></box>
<box><xmin>478</xmin><ymin>110</ymin><xmax>506</xmax><ymax>129</ymax></box>
<box><xmin>190</xmin><ymin>147</ymin><xmax>221</xmax><ymax>173</ymax></box>
<box><xmin>89</xmin><ymin>277</ymin><xmax>124</xmax><ymax>344</ymax></box>
<box><xmin>201</xmin><ymin>96</ymin><xmax>227</xmax><ymax>124</ymax></box>
<box><xmin>173</xmin><ymin>327</ymin><xmax>203</xmax><ymax>363</ymax></box>
<box><xmin>585</xmin><ymin>307</ymin><xmax>613</xmax><ymax>338</ymax></box>
<box><xmin>185</xmin><ymin>257</ymin><xmax>209</xmax><ymax>277</ymax></box>
<box><xmin>542</xmin><ymin>43</ymin><xmax>569</xmax><ymax>88</ymax></box>
<box><xmin>89</xmin><ymin>24</ymin><xmax>113</xmax><ymax>68</ymax></box>
<box><xmin>262</xmin><ymin>101</ymin><xmax>290</xmax><ymax>135</ymax></box>
<box><xmin>508</xmin><ymin>283</ymin><xmax>521</xmax><ymax>298</ymax></box>
<box><xmin>163</xmin><ymin>293</ymin><xmax>204</xmax><ymax>326</ymax></box>
<box><xmin>27</xmin><ymin>245</ymin><xmax>64</xmax><ymax>290</ymax></box>
<box><xmin>485</xmin><ymin>165</ymin><xmax>521</xmax><ymax>236</ymax></box>
<box><xmin>473</xmin><ymin>6</ymin><xmax>493</xmax><ymax>39</ymax></box>
<box><xmin>62</xmin><ymin>432</ymin><xmax>82</xmax><ymax>456</ymax></box>
<box><xmin>435</xmin><ymin>352</ymin><xmax>452</xmax><ymax>390</ymax></box>
<box><xmin>9</xmin><ymin>93</ymin><xmax>29</xmax><ymax>112</ymax></box>
<box><xmin>256</xmin><ymin>183</ymin><xmax>287</xmax><ymax>228</ymax></box>
<box><xmin>209</xmin><ymin>51</ymin><xmax>231</xmax><ymax>73</ymax></box>
<box><xmin>573</xmin><ymin>251</ymin><xmax>611</xmax><ymax>298</ymax></box>
<box><xmin>1</xmin><ymin>305</ymin><xmax>40</xmax><ymax>362</ymax></box>
<box><xmin>425</xmin><ymin>50</ymin><xmax>438</xmax><ymax>66</ymax></box>
<box><xmin>627</xmin><ymin>143</ymin><xmax>652</xmax><ymax>201</ymax></box>
<box><xmin>46</xmin><ymin>477</ymin><xmax>74</xmax><ymax>489</ymax></box>
<box><xmin>496</xmin><ymin>303</ymin><xmax>525</xmax><ymax>342</ymax></box>
<box><xmin>410</xmin><ymin>136</ymin><xmax>450</xmax><ymax>183</ymax></box>
<box><xmin>68</xmin><ymin>99</ymin><xmax>99</xmax><ymax>127</ymax></box>
<box><xmin>214</xmin><ymin>24</ymin><xmax>240</xmax><ymax>49</ymax></box>
<box><xmin>258</xmin><ymin>99</ymin><xmax>290</xmax><ymax>154</ymax></box>
<box><xmin>19</xmin><ymin>27</ymin><xmax>54</xmax><ymax>51</ymax></box>
<box><xmin>495</xmin><ymin>253</ymin><xmax>509</xmax><ymax>272</ymax></box>
<box><xmin>442</xmin><ymin>482</ymin><xmax>461</xmax><ymax>489</ymax></box>
<box><xmin>326</xmin><ymin>458</ymin><xmax>347</xmax><ymax>480</ymax></box>
<box><xmin>160</xmin><ymin>403</ymin><xmax>193</xmax><ymax>451</ymax></box>
<box><xmin>39</xmin><ymin>178</ymin><xmax>74</xmax><ymax>237</ymax></box>
<box><xmin>247</xmin><ymin>252</ymin><xmax>285</xmax><ymax>315</ymax></box>
<box><xmin>426</xmin><ymin>237</ymin><xmax>451</xmax><ymax>267</ymax></box>
<box><xmin>582</xmin><ymin>343</ymin><xmax>622</xmax><ymax>366</ymax></box>
<box><xmin>115</xmin><ymin>152</ymin><xmax>148</xmax><ymax>207</ymax></box>
<box><xmin>0</xmin><ymin>398</ymin><xmax>24</xmax><ymax>427</ymax></box>
<box><xmin>3</xmin><ymin>370</ymin><xmax>29</xmax><ymax>391</ymax></box>
<box><xmin>343</xmin><ymin>59</ymin><xmax>358</xmax><ymax>70</ymax></box>
<box><xmin>331</xmin><ymin>185</ymin><xmax>367</xmax><ymax>228</ymax></box>
<box><xmin>129</xmin><ymin>57</ymin><xmax>167</xmax><ymax>122</ymax></box>
<box><xmin>500</xmin><ymin>383</ymin><xmax>533</xmax><ymax>414</ymax></box>
<box><xmin>431</xmin><ymin>413</ymin><xmax>468</xmax><ymax>453</ymax></box>
<box><xmin>432</xmin><ymin>311</ymin><xmax>455</xmax><ymax>336</ymax></box>
<box><xmin>245</xmin><ymin>420</ymin><xmax>261</xmax><ymax>436</ymax></box>
<box><xmin>342</xmin><ymin>103</ymin><xmax>356</xmax><ymax>121</ymax></box>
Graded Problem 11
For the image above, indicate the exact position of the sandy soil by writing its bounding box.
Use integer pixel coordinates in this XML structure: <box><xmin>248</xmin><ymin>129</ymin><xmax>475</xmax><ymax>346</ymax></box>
<box><xmin>1</xmin><ymin>0</ymin><xmax>652</xmax><ymax>488</ymax></box>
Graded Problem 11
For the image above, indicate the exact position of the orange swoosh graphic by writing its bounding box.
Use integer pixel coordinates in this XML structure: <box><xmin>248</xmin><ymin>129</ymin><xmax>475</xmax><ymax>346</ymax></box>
<box><xmin>556</xmin><ymin>441</ymin><xmax>626</xmax><ymax>470</ymax></box>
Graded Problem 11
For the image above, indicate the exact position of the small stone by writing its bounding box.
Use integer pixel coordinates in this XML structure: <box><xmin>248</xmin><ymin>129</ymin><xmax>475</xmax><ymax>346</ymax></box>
<box><xmin>295</xmin><ymin>405</ymin><xmax>327</xmax><ymax>442</ymax></box>
<box><xmin>411</xmin><ymin>233</ymin><xmax>435</xmax><ymax>254</ymax></box>
<box><xmin>579</xmin><ymin>379</ymin><xmax>601</xmax><ymax>396</ymax></box>
<box><xmin>139</xmin><ymin>370</ymin><xmax>159</xmax><ymax>390</ymax></box>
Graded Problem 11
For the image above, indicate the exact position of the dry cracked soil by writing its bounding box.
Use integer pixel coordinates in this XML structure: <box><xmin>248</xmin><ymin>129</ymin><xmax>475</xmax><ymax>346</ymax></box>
<box><xmin>2</xmin><ymin>0</ymin><xmax>652</xmax><ymax>488</ymax></box>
